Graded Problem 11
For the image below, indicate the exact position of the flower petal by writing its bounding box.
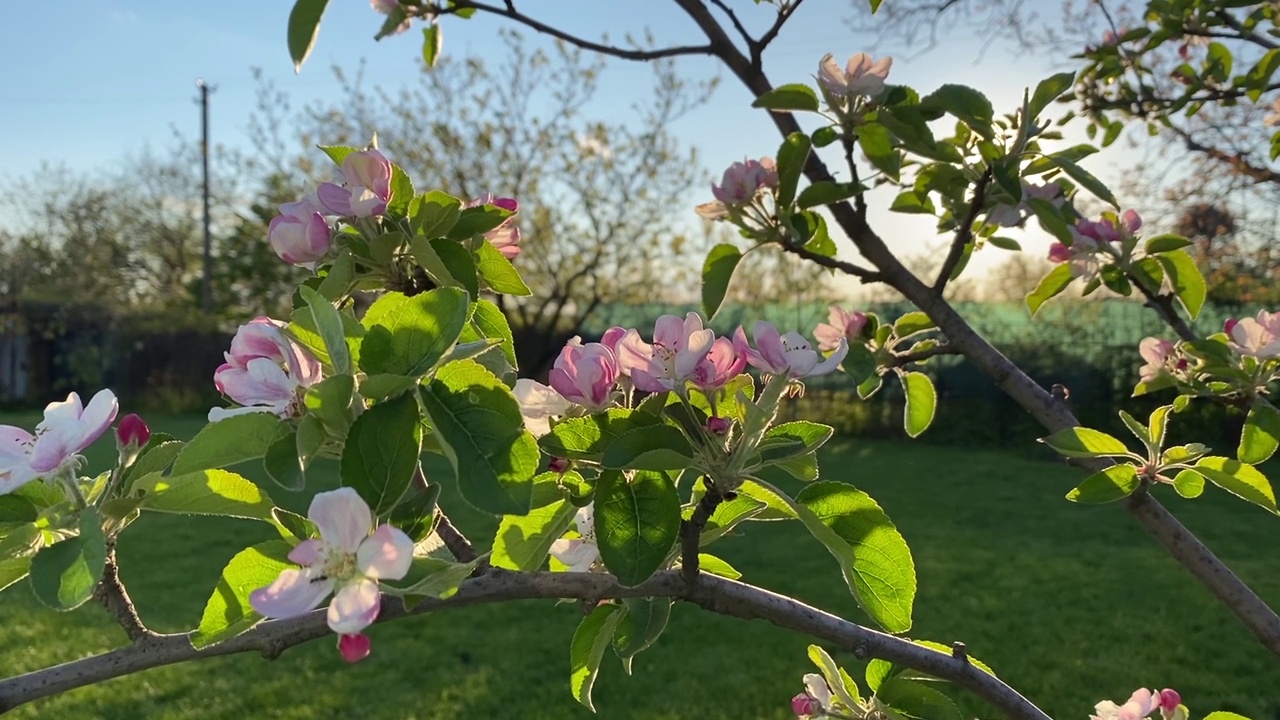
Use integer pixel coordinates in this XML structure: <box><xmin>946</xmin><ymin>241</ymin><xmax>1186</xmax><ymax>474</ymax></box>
<box><xmin>357</xmin><ymin>524</ymin><xmax>415</xmax><ymax>581</ymax></box>
<box><xmin>327</xmin><ymin>578</ymin><xmax>381</xmax><ymax>634</ymax></box>
<box><xmin>288</xmin><ymin>539</ymin><xmax>326</xmax><ymax>567</ymax></box>
<box><xmin>249</xmin><ymin>568</ymin><xmax>334</xmax><ymax>620</ymax></box>
<box><xmin>309</xmin><ymin>487</ymin><xmax>373</xmax><ymax>553</ymax></box>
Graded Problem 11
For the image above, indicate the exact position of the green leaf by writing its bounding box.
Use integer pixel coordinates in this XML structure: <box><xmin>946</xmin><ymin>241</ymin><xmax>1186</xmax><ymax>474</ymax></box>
<box><xmin>121</xmin><ymin>434</ymin><xmax>183</xmax><ymax>488</ymax></box>
<box><xmin>1028</xmin><ymin>71</ymin><xmax>1076</xmax><ymax>119</ymax></box>
<box><xmin>791</xmin><ymin>480</ymin><xmax>916</xmax><ymax>632</ymax></box>
<box><xmin>858</xmin><ymin>122</ymin><xmax>900</xmax><ymax>182</ymax></box>
<box><xmin>492</xmin><ymin>485</ymin><xmax>577</xmax><ymax>571</ymax></box>
<box><xmin>889</xmin><ymin>189</ymin><xmax>935</xmax><ymax>214</ymax></box>
<box><xmin>29</xmin><ymin>508</ymin><xmax>106</xmax><ymax>611</ymax></box>
<box><xmin>262</xmin><ymin>429</ymin><xmax>305</xmax><ymax>491</ymax></box>
<box><xmin>135</xmin><ymin>469</ymin><xmax>276</xmax><ymax>520</ymax></box>
<box><xmin>474</xmin><ymin>240</ymin><xmax>531</xmax><ymax>296</ymax></box>
<box><xmin>540</xmin><ymin>409</ymin><xmax>663</xmax><ymax>461</ymax></box>
<box><xmin>797</xmin><ymin>181</ymin><xmax>860</xmax><ymax>209</ymax></box>
<box><xmin>1066</xmin><ymin>465</ymin><xmax>1140</xmax><ymax>503</ymax></box>
<box><xmin>394</xmin><ymin>555</ymin><xmax>481</xmax><ymax>601</ymax></box>
<box><xmin>1173</xmin><ymin>470</ymin><xmax>1205</xmax><ymax>499</ymax></box>
<box><xmin>1040</xmin><ymin>427</ymin><xmax>1134</xmax><ymax>458</ymax></box>
<box><xmin>304</xmin><ymin>374</ymin><xmax>356</xmax><ymax>434</ymax></box>
<box><xmin>752</xmin><ymin>83</ymin><xmax>820</xmax><ymax>112</ymax></box>
<box><xmin>866</xmin><ymin>639</ymin><xmax>997</xmax><ymax>690</ymax></box>
<box><xmin>595</xmin><ymin>470</ymin><xmax>680</xmax><ymax>587</ymax></box>
<box><xmin>1154</xmin><ymin>249</ymin><xmax>1206</xmax><ymax>320</ymax></box>
<box><xmin>1025</xmin><ymin>263</ymin><xmax>1074</xmax><ymax>315</ymax></box>
<box><xmin>0</xmin><ymin>554</ymin><xmax>34</xmax><ymax>594</ymax></box>
<box><xmin>764</xmin><ymin>421</ymin><xmax>834</xmax><ymax>455</ymax></box>
<box><xmin>776</xmin><ymin>132</ymin><xmax>812</xmax><ymax>208</ymax></box>
<box><xmin>172</xmin><ymin>413</ymin><xmax>290</xmax><ymax>475</ymax></box>
<box><xmin>701</xmin><ymin>243</ymin><xmax>742</xmax><ymax>320</ymax></box>
<box><xmin>410</xmin><ymin>190</ymin><xmax>463</xmax><ymax>238</ymax></box>
<box><xmin>900</xmin><ymin>372</ymin><xmax>936</xmax><ymax>439</ymax></box>
<box><xmin>420</xmin><ymin>360</ymin><xmax>539</xmax><ymax>515</ymax></box>
<box><xmin>699</xmin><ymin>494</ymin><xmax>767</xmax><ymax>545</ymax></box>
<box><xmin>340</xmin><ymin>392</ymin><xmax>423</xmax><ymax>515</ymax></box>
<box><xmin>737</xmin><ymin>480</ymin><xmax>799</xmax><ymax>520</ymax></box>
<box><xmin>409</xmin><ymin>236</ymin><xmax>478</xmax><ymax>296</ymax></box>
<box><xmin>360</xmin><ymin>289</ymin><xmax>471</xmax><ymax>378</ymax></box>
<box><xmin>877</xmin><ymin>678</ymin><xmax>963</xmax><ymax>720</ymax></box>
<box><xmin>192</xmin><ymin>541</ymin><xmax>293</xmax><ymax>648</ymax></box>
<box><xmin>921</xmin><ymin>84</ymin><xmax>995</xmax><ymax>139</ymax></box>
<box><xmin>421</xmin><ymin>23</ymin><xmax>442</xmax><ymax>67</ymax></box>
<box><xmin>1148</xmin><ymin>405</ymin><xmax>1172</xmax><ymax>451</ymax></box>
<box><xmin>808</xmin><ymin>645</ymin><xmax>862</xmax><ymax>708</ymax></box>
<box><xmin>1203</xmin><ymin>712</ymin><xmax>1253</xmax><ymax>720</ymax></box>
<box><xmin>287</xmin><ymin>0</ymin><xmax>330</xmax><ymax>72</ymax></box>
<box><xmin>696</xmin><ymin>554</ymin><xmax>741</xmax><ymax>579</ymax></box>
<box><xmin>1024</xmin><ymin>145</ymin><xmax>1098</xmax><ymax>175</ymax></box>
<box><xmin>1239</xmin><ymin>402</ymin><xmax>1280</xmax><ymax>465</ymax></box>
<box><xmin>1144</xmin><ymin>233</ymin><xmax>1193</xmax><ymax>254</ymax></box>
<box><xmin>298</xmin><ymin>286</ymin><xmax>351</xmax><ymax>374</ymax></box>
<box><xmin>570</xmin><ymin>603</ymin><xmax>625</xmax><ymax>712</ymax></box>
<box><xmin>893</xmin><ymin>312</ymin><xmax>933</xmax><ymax>339</ymax></box>
<box><xmin>1118</xmin><ymin>410</ymin><xmax>1151</xmax><ymax>448</ymax></box>
<box><xmin>1194</xmin><ymin>456</ymin><xmax>1279</xmax><ymax>514</ymax></box>
<box><xmin>1047</xmin><ymin>156</ymin><xmax>1118</xmax><ymax>208</ymax></box>
<box><xmin>0</xmin><ymin>496</ymin><xmax>37</xmax><ymax>524</ymax></box>
<box><xmin>613</xmin><ymin>597</ymin><xmax>673</xmax><ymax>673</ymax></box>
<box><xmin>460</xmin><ymin>298</ymin><xmax>518</xmax><ymax>371</ymax></box>
<box><xmin>601</xmin><ymin>425</ymin><xmax>694</xmax><ymax>471</ymax></box>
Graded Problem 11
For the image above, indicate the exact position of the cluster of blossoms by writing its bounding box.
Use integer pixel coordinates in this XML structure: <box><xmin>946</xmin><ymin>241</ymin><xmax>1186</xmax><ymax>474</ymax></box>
<box><xmin>695</xmin><ymin>157</ymin><xmax>779</xmax><ymax>226</ymax></box>
<box><xmin>266</xmin><ymin>147</ymin><xmax>522</xmax><ymax>268</ymax></box>
<box><xmin>1224</xmin><ymin>310</ymin><xmax>1280</xmax><ymax>360</ymax></box>
<box><xmin>209</xmin><ymin>317</ymin><xmax>323</xmax><ymax>422</ymax></box>
<box><xmin>791</xmin><ymin>673</ymin><xmax>851</xmax><ymax>719</ymax></box>
<box><xmin>250</xmin><ymin>487</ymin><xmax>414</xmax><ymax>663</ymax></box>
<box><xmin>1136</xmin><ymin>310</ymin><xmax>1280</xmax><ymax>396</ymax></box>
<box><xmin>1048</xmin><ymin>209</ymin><xmax>1143</xmax><ymax>282</ymax></box>
<box><xmin>1092</xmin><ymin>688</ymin><xmax>1184</xmax><ymax>720</ymax></box>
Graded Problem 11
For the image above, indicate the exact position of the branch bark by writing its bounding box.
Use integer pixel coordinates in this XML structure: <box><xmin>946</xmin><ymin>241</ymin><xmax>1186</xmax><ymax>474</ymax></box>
<box><xmin>92</xmin><ymin>545</ymin><xmax>154</xmax><ymax>644</ymax></box>
<box><xmin>0</xmin><ymin>571</ymin><xmax>1051</xmax><ymax>720</ymax></box>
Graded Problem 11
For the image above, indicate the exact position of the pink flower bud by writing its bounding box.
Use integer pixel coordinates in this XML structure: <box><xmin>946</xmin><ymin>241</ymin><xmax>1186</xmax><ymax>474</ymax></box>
<box><xmin>1224</xmin><ymin>318</ymin><xmax>1239</xmax><ymax>335</ymax></box>
<box><xmin>317</xmin><ymin>149</ymin><xmax>393</xmax><ymax>217</ymax></box>
<box><xmin>548</xmin><ymin>339</ymin><xmax>619</xmax><ymax>410</ymax></box>
<box><xmin>117</xmin><ymin>413</ymin><xmax>150</xmax><ymax>448</ymax></box>
<box><xmin>1047</xmin><ymin>242</ymin><xmax>1072</xmax><ymax>264</ymax></box>
<box><xmin>337</xmin><ymin>633</ymin><xmax>372</xmax><ymax>664</ymax></box>
<box><xmin>548</xmin><ymin>456</ymin><xmax>571</xmax><ymax>474</ymax></box>
<box><xmin>706</xmin><ymin>416</ymin><xmax>731</xmax><ymax>435</ymax></box>
<box><xmin>268</xmin><ymin>206</ymin><xmax>332</xmax><ymax>267</ymax></box>
<box><xmin>791</xmin><ymin>693</ymin><xmax>822</xmax><ymax>717</ymax></box>
<box><xmin>1158</xmin><ymin>689</ymin><xmax>1181</xmax><ymax>710</ymax></box>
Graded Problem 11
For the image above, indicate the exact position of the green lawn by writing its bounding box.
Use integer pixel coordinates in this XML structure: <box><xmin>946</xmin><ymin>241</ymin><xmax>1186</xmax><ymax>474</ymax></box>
<box><xmin>2</xmin><ymin>414</ymin><xmax>1279</xmax><ymax>719</ymax></box>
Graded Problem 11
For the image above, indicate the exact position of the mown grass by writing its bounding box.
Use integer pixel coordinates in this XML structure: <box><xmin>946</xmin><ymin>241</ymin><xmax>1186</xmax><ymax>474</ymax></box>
<box><xmin>1</xmin><ymin>414</ymin><xmax>1278</xmax><ymax>719</ymax></box>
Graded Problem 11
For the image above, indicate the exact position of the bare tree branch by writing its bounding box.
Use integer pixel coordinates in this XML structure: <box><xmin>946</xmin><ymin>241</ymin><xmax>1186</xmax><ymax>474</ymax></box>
<box><xmin>887</xmin><ymin>342</ymin><xmax>962</xmax><ymax>368</ymax></box>
<box><xmin>92</xmin><ymin>545</ymin><xmax>154</xmax><ymax>643</ymax></box>
<box><xmin>0</xmin><ymin>571</ymin><xmax>1051</xmax><ymax>720</ymax></box>
<box><xmin>933</xmin><ymin>167</ymin><xmax>993</xmax><ymax>294</ymax></box>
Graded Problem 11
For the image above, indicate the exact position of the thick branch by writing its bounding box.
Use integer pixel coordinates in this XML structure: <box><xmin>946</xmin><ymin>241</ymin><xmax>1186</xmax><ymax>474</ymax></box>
<box><xmin>0</xmin><ymin>571</ymin><xmax>1050</xmax><ymax>720</ymax></box>
<box><xmin>933</xmin><ymin>167</ymin><xmax>993</xmax><ymax>294</ymax></box>
<box><xmin>444</xmin><ymin>1</ymin><xmax>716</xmax><ymax>61</ymax></box>
<box><xmin>92</xmin><ymin>545</ymin><xmax>153</xmax><ymax>643</ymax></box>
<box><xmin>1171</xmin><ymin>124</ymin><xmax>1280</xmax><ymax>188</ymax></box>
<box><xmin>680</xmin><ymin>482</ymin><xmax>724</xmax><ymax>582</ymax></box>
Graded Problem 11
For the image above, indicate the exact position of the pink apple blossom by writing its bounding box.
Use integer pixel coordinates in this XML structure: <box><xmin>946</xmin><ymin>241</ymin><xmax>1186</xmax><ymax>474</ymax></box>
<box><xmin>988</xmin><ymin>181</ymin><xmax>1064</xmax><ymax>227</ymax></box>
<box><xmin>600</xmin><ymin>326</ymin><xmax>628</xmax><ymax>357</ymax></box>
<box><xmin>795</xmin><ymin>674</ymin><xmax>834</xmax><ymax>718</ymax></box>
<box><xmin>0</xmin><ymin>389</ymin><xmax>119</xmax><ymax>494</ymax></box>
<box><xmin>1227</xmin><ymin>309</ymin><xmax>1280</xmax><ymax>359</ymax></box>
<box><xmin>548</xmin><ymin>456</ymin><xmax>572</xmax><ymax>474</ymax></box>
<box><xmin>250</xmin><ymin>487</ymin><xmax>414</xmax><ymax>635</ymax></box>
<box><xmin>317</xmin><ymin>149</ymin><xmax>394</xmax><ymax>217</ymax></box>
<box><xmin>818</xmin><ymin>52</ymin><xmax>893</xmax><ymax>99</ymax></box>
<box><xmin>1157</xmin><ymin>689</ymin><xmax>1180</xmax><ymax>712</ymax></box>
<box><xmin>615</xmin><ymin>314</ymin><xmax>716</xmax><ymax>393</ymax></box>
<box><xmin>338</xmin><ymin>632</ymin><xmax>373</xmax><ymax>663</ymax></box>
<box><xmin>692</xmin><ymin>337</ymin><xmax>747</xmax><ymax>391</ymax></box>
<box><xmin>466</xmin><ymin>193</ymin><xmax>522</xmax><ymax>259</ymax></box>
<box><xmin>269</xmin><ymin>196</ymin><xmax>332</xmax><ymax>266</ymax></box>
<box><xmin>1138</xmin><ymin>337</ymin><xmax>1178</xmax><ymax>384</ymax></box>
<box><xmin>734</xmin><ymin>321</ymin><xmax>848</xmax><ymax>378</ymax></box>
<box><xmin>706</xmin><ymin>416</ymin><xmax>731</xmax><ymax>435</ymax></box>
<box><xmin>791</xmin><ymin>693</ymin><xmax>822</xmax><ymax>718</ymax></box>
<box><xmin>210</xmin><ymin>317</ymin><xmax>323</xmax><ymax>422</ymax></box>
<box><xmin>549</xmin><ymin>504</ymin><xmax>598</xmax><ymax>572</ymax></box>
<box><xmin>548</xmin><ymin>339</ymin><xmax>619</xmax><ymax>410</ymax></box>
<box><xmin>116</xmin><ymin>413</ymin><xmax>150</xmax><ymax>448</ymax></box>
<box><xmin>1050</xmin><ymin>233</ymin><xmax>1104</xmax><ymax>281</ymax></box>
<box><xmin>711</xmin><ymin>157</ymin><xmax>778</xmax><ymax>205</ymax></box>
<box><xmin>813</xmin><ymin>305</ymin><xmax>868</xmax><ymax>353</ymax></box>
<box><xmin>1091</xmin><ymin>688</ymin><xmax>1159</xmax><ymax>720</ymax></box>
<box><xmin>1048</xmin><ymin>242</ymin><xmax>1073</xmax><ymax>264</ymax></box>
<box><xmin>513</xmin><ymin>379</ymin><xmax>572</xmax><ymax>437</ymax></box>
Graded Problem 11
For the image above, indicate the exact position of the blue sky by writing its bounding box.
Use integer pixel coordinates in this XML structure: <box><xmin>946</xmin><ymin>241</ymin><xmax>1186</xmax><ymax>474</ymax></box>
<box><xmin>1</xmin><ymin>0</ymin><xmax>1093</xmax><ymax>287</ymax></box>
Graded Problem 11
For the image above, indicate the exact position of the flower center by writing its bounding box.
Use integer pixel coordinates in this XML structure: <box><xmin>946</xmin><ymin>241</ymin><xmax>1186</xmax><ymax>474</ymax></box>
<box><xmin>320</xmin><ymin>548</ymin><xmax>359</xmax><ymax>583</ymax></box>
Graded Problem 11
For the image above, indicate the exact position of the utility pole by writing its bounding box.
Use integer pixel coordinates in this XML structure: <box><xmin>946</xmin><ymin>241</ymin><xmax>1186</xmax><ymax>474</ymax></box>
<box><xmin>196</xmin><ymin>79</ymin><xmax>215</xmax><ymax>315</ymax></box>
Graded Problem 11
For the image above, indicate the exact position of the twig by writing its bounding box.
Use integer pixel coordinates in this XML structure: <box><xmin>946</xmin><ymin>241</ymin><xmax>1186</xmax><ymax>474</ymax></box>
<box><xmin>781</xmin><ymin>242</ymin><xmax>883</xmax><ymax>283</ymax></box>
<box><xmin>933</xmin><ymin>167</ymin><xmax>993</xmax><ymax>294</ymax></box>
<box><xmin>753</xmin><ymin>0</ymin><xmax>806</xmax><ymax>65</ymax></box>
<box><xmin>887</xmin><ymin>342</ymin><xmax>961</xmax><ymax>368</ymax></box>
<box><xmin>1127</xmin><ymin>269</ymin><xmax>1198</xmax><ymax>343</ymax></box>
<box><xmin>441</xmin><ymin>1</ymin><xmax>716</xmax><ymax>62</ymax></box>
<box><xmin>92</xmin><ymin>545</ymin><xmax>153</xmax><ymax>643</ymax></box>
<box><xmin>707</xmin><ymin>0</ymin><xmax>754</xmax><ymax>53</ymax></box>
<box><xmin>0</xmin><ymin>571</ymin><xmax>1052</xmax><ymax>720</ymax></box>
<box><xmin>680</xmin><ymin>481</ymin><xmax>724</xmax><ymax>582</ymax></box>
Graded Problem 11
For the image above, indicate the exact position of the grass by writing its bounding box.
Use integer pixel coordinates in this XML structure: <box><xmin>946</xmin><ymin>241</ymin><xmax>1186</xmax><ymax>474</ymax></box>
<box><xmin>1</xmin><ymin>413</ymin><xmax>1279</xmax><ymax>719</ymax></box>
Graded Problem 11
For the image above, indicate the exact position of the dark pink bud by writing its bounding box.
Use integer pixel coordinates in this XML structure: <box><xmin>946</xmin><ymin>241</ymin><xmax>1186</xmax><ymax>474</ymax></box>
<box><xmin>548</xmin><ymin>456</ymin><xmax>571</xmax><ymax>474</ymax></box>
<box><xmin>1158</xmin><ymin>689</ymin><xmax>1181</xmax><ymax>710</ymax></box>
<box><xmin>338</xmin><ymin>633</ymin><xmax>371</xmax><ymax>664</ymax></box>
<box><xmin>706</xmin><ymin>416</ymin><xmax>731</xmax><ymax>435</ymax></box>
<box><xmin>1224</xmin><ymin>318</ymin><xmax>1239</xmax><ymax>335</ymax></box>
<box><xmin>117</xmin><ymin>414</ymin><xmax>150</xmax><ymax>448</ymax></box>
<box><xmin>1047</xmin><ymin>242</ymin><xmax>1071</xmax><ymax>264</ymax></box>
<box><xmin>791</xmin><ymin>693</ymin><xmax>821</xmax><ymax>716</ymax></box>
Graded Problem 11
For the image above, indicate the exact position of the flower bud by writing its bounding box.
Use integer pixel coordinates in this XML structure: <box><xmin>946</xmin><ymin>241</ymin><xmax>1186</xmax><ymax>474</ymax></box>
<box><xmin>338</xmin><ymin>633</ymin><xmax>372</xmax><ymax>664</ymax></box>
<box><xmin>1158</xmin><ymin>689</ymin><xmax>1181</xmax><ymax>710</ymax></box>
<box><xmin>1224</xmin><ymin>318</ymin><xmax>1238</xmax><ymax>335</ymax></box>
<box><xmin>706</xmin><ymin>416</ymin><xmax>731</xmax><ymax>435</ymax></box>
<box><xmin>117</xmin><ymin>413</ymin><xmax>150</xmax><ymax>449</ymax></box>
<box><xmin>791</xmin><ymin>693</ymin><xmax>821</xmax><ymax>717</ymax></box>
<box><xmin>1047</xmin><ymin>242</ymin><xmax>1072</xmax><ymax>264</ymax></box>
<box><xmin>548</xmin><ymin>456</ymin><xmax>571</xmax><ymax>474</ymax></box>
